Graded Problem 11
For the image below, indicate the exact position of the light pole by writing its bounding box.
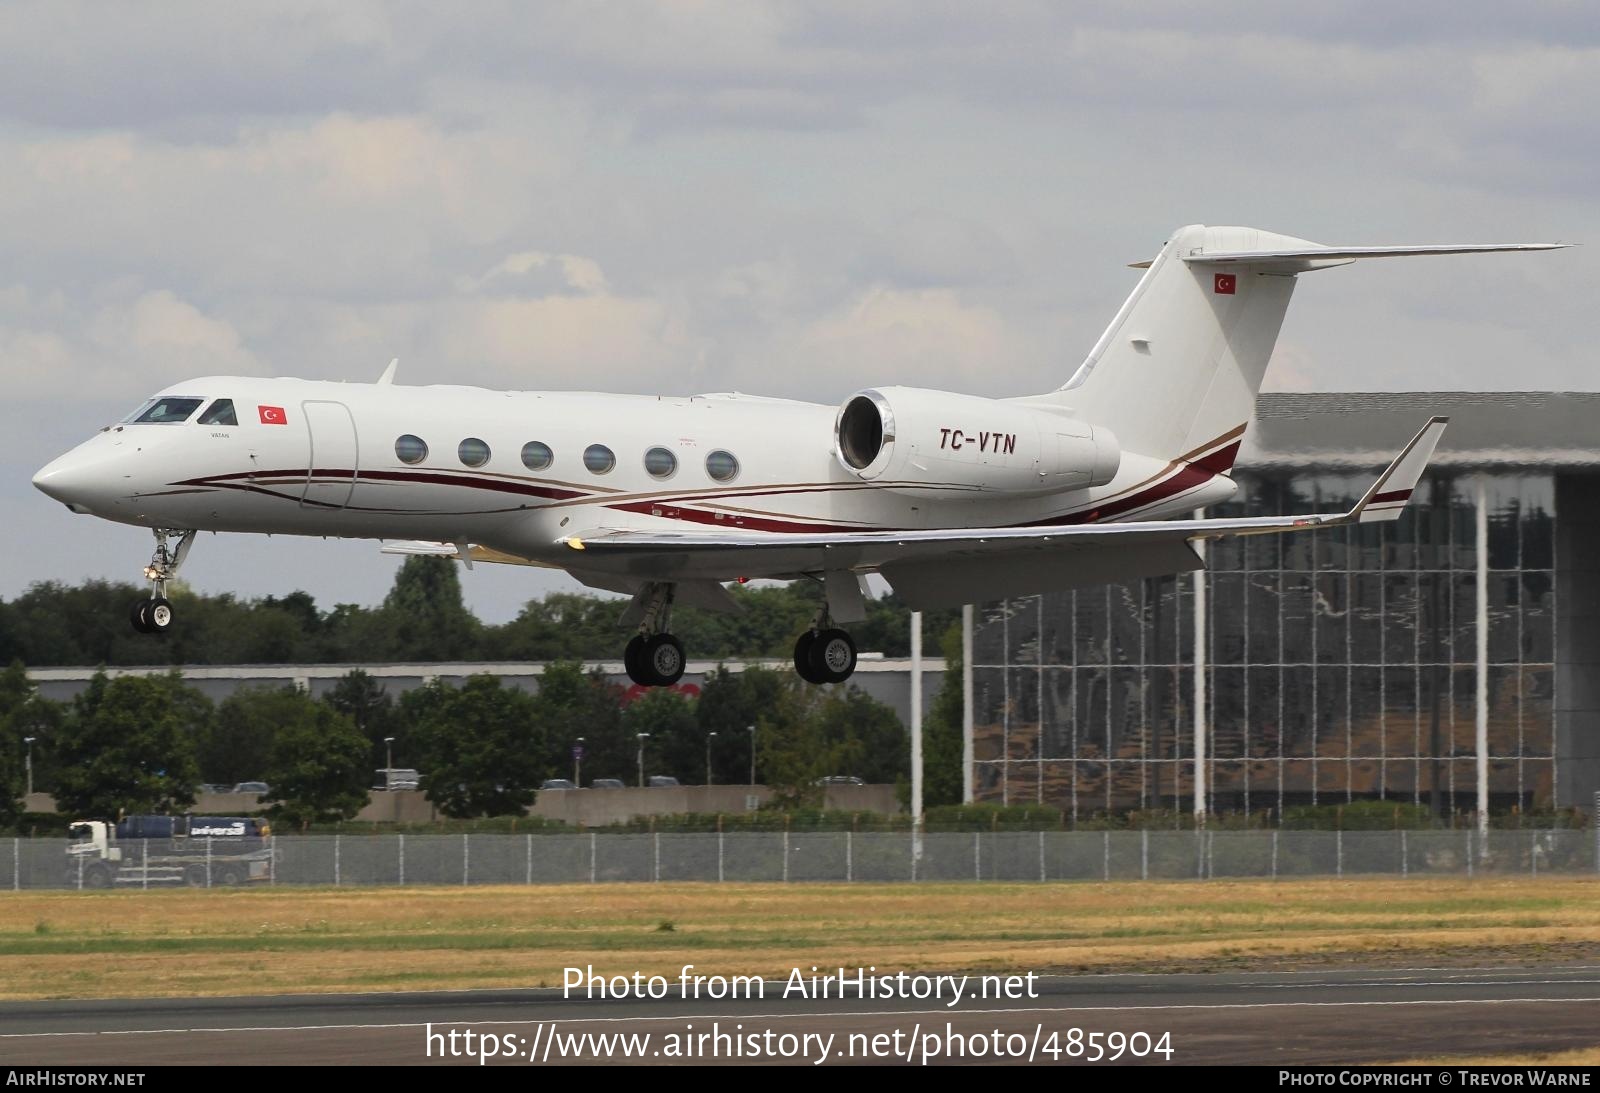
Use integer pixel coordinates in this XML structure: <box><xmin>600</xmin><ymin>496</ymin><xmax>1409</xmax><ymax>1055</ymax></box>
<box><xmin>23</xmin><ymin>737</ymin><xmax>35</xmax><ymax>798</ymax></box>
<box><xmin>747</xmin><ymin>724</ymin><xmax>755</xmax><ymax>786</ymax></box>
<box><xmin>706</xmin><ymin>731</ymin><xmax>717</xmax><ymax>785</ymax></box>
<box><xmin>636</xmin><ymin>733</ymin><xmax>650</xmax><ymax>788</ymax></box>
<box><xmin>574</xmin><ymin>736</ymin><xmax>585</xmax><ymax>785</ymax></box>
<box><xmin>383</xmin><ymin>736</ymin><xmax>395</xmax><ymax>785</ymax></box>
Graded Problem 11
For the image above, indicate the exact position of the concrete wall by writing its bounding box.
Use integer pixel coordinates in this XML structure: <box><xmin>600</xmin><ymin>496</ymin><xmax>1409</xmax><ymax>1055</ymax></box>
<box><xmin>26</xmin><ymin>786</ymin><xmax>899</xmax><ymax>827</ymax></box>
<box><xmin>531</xmin><ymin>784</ymin><xmax>898</xmax><ymax>825</ymax></box>
<box><xmin>1556</xmin><ymin>474</ymin><xmax>1600</xmax><ymax>808</ymax></box>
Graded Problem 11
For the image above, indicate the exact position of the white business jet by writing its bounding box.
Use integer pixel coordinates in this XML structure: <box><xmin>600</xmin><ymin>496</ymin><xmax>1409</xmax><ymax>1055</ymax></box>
<box><xmin>33</xmin><ymin>225</ymin><xmax>1566</xmax><ymax>687</ymax></box>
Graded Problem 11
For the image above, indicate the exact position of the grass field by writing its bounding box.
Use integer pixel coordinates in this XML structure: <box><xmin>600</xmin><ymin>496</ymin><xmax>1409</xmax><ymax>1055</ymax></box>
<box><xmin>3</xmin><ymin>876</ymin><xmax>1600</xmax><ymax>1001</ymax></box>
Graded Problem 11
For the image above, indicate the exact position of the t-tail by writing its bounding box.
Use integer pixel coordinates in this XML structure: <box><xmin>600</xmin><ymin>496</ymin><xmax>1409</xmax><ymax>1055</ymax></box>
<box><xmin>1048</xmin><ymin>224</ymin><xmax>1568</xmax><ymax>467</ymax></box>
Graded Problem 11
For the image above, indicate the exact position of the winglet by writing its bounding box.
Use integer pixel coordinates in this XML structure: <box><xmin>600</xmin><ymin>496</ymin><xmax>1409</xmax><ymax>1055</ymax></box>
<box><xmin>377</xmin><ymin>358</ymin><xmax>399</xmax><ymax>385</ymax></box>
<box><xmin>1350</xmin><ymin>417</ymin><xmax>1449</xmax><ymax>523</ymax></box>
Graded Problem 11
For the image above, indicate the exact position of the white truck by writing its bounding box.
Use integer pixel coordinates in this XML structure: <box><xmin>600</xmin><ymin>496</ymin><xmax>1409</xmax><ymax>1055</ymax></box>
<box><xmin>66</xmin><ymin>816</ymin><xmax>274</xmax><ymax>888</ymax></box>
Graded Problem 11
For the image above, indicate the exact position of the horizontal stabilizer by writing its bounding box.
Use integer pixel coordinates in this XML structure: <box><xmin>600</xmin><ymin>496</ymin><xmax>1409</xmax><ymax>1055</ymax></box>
<box><xmin>1179</xmin><ymin>241</ymin><xmax>1572</xmax><ymax>275</ymax></box>
<box><xmin>1187</xmin><ymin>242</ymin><xmax>1570</xmax><ymax>263</ymax></box>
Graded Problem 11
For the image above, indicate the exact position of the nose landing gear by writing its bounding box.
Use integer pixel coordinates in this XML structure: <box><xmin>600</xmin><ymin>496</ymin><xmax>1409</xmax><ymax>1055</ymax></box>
<box><xmin>129</xmin><ymin>529</ymin><xmax>195</xmax><ymax>635</ymax></box>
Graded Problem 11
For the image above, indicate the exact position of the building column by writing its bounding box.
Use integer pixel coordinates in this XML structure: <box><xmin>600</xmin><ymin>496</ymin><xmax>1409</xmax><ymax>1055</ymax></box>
<box><xmin>962</xmin><ymin>603</ymin><xmax>974</xmax><ymax>804</ymax></box>
<box><xmin>911</xmin><ymin>610</ymin><xmax>923</xmax><ymax>829</ymax></box>
<box><xmin>1475</xmin><ymin>476</ymin><xmax>1489</xmax><ymax>849</ymax></box>
<box><xmin>1194</xmin><ymin>513</ymin><xmax>1208</xmax><ymax>826</ymax></box>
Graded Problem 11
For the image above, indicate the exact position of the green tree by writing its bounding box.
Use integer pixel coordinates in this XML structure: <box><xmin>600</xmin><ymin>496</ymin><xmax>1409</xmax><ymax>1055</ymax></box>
<box><xmin>0</xmin><ymin>662</ymin><xmax>61</xmax><ymax>827</ymax></box>
<box><xmin>533</xmin><ymin>660</ymin><xmax>626</xmax><ymax>784</ymax></box>
<box><xmin>923</xmin><ymin>621</ymin><xmax>965</xmax><ymax>807</ymax></box>
<box><xmin>53</xmin><ymin>672</ymin><xmax>206</xmax><ymax>818</ymax></box>
<box><xmin>761</xmin><ymin>685</ymin><xmax>908</xmax><ymax>796</ymax></box>
<box><xmin>262</xmin><ymin>694</ymin><xmax>371</xmax><ymax>828</ymax></box>
<box><xmin>500</xmin><ymin>594</ymin><xmax>628</xmax><ymax>661</ymax></box>
<box><xmin>199</xmin><ymin>685</ymin><xmax>293</xmax><ymax>786</ymax></box>
<box><xmin>323</xmin><ymin>669</ymin><xmax>400</xmax><ymax>775</ymax></box>
<box><xmin>405</xmin><ymin>676</ymin><xmax>542</xmax><ymax>817</ymax></box>
<box><xmin>622</xmin><ymin>689</ymin><xmax>702</xmax><ymax>784</ymax></box>
<box><xmin>382</xmin><ymin>556</ymin><xmax>480</xmax><ymax>660</ymax></box>
<box><xmin>696</xmin><ymin>666</ymin><xmax>793</xmax><ymax>785</ymax></box>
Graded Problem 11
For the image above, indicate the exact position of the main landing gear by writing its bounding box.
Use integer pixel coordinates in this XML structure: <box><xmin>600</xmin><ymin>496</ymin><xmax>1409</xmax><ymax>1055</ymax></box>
<box><xmin>623</xmin><ymin>583</ymin><xmax>687</xmax><ymax>687</ymax></box>
<box><xmin>129</xmin><ymin>529</ymin><xmax>195</xmax><ymax>635</ymax></box>
<box><xmin>793</xmin><ymin>604</ymin><xmax>858</xmax><ymax>685</ymax></box>
<box><xmin>617</xmin><ymin>580</ymin><xmax>859</xmax><ymax>687</ymax></box>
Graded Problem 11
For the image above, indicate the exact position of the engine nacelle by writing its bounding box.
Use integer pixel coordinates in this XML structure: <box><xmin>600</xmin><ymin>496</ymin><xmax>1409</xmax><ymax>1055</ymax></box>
<box><xmin>834</xmin><ymin>387</ymin><xmax>1121</xmax><ymax>497</ymax></box>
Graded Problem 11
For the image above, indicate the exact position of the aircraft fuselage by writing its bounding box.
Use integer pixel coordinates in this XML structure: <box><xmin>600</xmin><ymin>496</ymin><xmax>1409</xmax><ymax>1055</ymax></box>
<box><xmin>34</xmin><ymin>375</ymin><xmax>1237</xmax><ymax>582</ymax></box>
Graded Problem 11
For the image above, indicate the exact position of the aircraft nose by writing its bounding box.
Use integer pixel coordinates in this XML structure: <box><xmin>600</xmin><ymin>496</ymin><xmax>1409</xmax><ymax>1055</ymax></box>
<box><xmin>33</xmin><ymin>452</ymin><xmax>103</xmax><ymax>511</ymax></box>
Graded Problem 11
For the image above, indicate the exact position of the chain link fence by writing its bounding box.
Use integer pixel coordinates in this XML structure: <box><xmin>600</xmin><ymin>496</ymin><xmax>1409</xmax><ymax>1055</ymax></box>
<box><xmin>2</xmin><ymin>828</ymin><xmax>1596</xmax><ymax>890</ymax></box>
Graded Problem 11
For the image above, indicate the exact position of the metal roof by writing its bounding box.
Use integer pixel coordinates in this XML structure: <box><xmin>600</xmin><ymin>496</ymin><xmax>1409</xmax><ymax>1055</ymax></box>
<box><xmin>1241</xmin><ymin>392</ymin><xmax>1600</xmax><ymax>469</ymax></box>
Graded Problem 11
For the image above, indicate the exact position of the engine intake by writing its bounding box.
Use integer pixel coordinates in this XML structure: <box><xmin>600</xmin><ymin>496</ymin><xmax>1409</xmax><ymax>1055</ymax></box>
<box><xmin>833</xmin><ymin>386</ymin><xmax>1120</xmax><ymax>497</ymax></box>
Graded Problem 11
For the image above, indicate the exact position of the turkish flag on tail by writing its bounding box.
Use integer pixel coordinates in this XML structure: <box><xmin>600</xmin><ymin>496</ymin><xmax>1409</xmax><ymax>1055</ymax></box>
<box><xmin>258</xmin><ymin>405</ymin><xmax>287</xmax><ymax>425</ymax></box>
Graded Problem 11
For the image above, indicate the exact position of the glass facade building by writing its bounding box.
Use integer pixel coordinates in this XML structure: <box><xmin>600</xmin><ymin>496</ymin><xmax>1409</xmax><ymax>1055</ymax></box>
<box><xmin>970</xmin><ymin>393</ymin><xmax>1594</xmax><ymax>819</ymax></box>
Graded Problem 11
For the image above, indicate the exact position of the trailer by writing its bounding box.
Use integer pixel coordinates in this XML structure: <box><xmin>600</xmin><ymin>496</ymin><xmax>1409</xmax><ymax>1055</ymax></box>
<box><xmin>66</xmin><ymin>818</ymin><xmax>274</xmax><ymax>888</ymax></box>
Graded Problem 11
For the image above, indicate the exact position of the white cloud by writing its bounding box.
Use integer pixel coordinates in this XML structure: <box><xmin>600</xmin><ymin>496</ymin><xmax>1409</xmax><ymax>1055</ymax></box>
<box><xmin>463</xmin><ymin>251</ymin><xmax>611</xmax><ymax>296</ymax></box>
<box><xmin>776</xmin><ymin>286</ymin><xmax>1047</xmax><ymax>396</ymax></box>
<box><xmin>3</xmin><ymin>288</ymin><xmax>259</xmax><ymax>402</ymax></box>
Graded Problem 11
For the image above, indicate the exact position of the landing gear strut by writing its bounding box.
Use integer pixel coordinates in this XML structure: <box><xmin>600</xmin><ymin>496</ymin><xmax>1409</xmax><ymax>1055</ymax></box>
<box><xmin>793</xmin><ymin>601</ymin><xmax>857</xmax><ymax>685</ymax></box>
<box><xmin>623</xmin><ymin>583</ymin><xmax>686</xmax><ymax>687</ymax></box>
<box><xmin>130</xmin><ymin>529</ymin><xmax>195</xmax><ymax>635</ymax></box>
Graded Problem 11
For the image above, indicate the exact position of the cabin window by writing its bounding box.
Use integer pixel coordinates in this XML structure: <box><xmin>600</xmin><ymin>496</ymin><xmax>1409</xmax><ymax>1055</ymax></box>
<box><xmin>458</xmin><ymin>438</ymin><xmax>491</xmax><ymax>468</ymax></box>
<box><xmin>521</xmin><ymin>441</ymin><xmax>554</xmax><ymax>471</ymax></box>
<box><xmin>395</xmin><ymin>434</ymin><xmax>428</xmax><ymax>464</ymax></box>
<box><xmin>705</xmin><ymin>449</ymin><xmax>740</xmax><ymax>483</ymax></box>
<box><xmin>133</xmin><ymin>396</ymin><xmax>204</xmax><ymax>424</ymax></box>
<box><xmin>643</xmin><ymin>446</ymin><xmax>677</xmax><ymax>479</ymax></box>
<box><xmin>197</xmin><ymin>399</ymin><xmax>238</xmax><ymax>426</ymax></box>
<box><xmin>583</xmin><ymin>444</ymin><xmax>616</xmax><ymax>474</ymax></box>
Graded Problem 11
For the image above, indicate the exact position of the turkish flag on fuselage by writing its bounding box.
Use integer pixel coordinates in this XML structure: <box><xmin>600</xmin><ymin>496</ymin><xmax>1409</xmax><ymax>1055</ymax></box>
<box><xmin>258</xmin><ymin>405</ymin><xmax>287</xmax><ymax>425</ymax></box>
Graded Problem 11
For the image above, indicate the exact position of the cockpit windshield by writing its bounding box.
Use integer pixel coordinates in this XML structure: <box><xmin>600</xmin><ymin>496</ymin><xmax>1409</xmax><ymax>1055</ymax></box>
<box><xmin>197</xmin><ymin>398</ymin><xmax>237</xmax><ymax>426</ymax></box>
<box><xmin>118</xmin><ymin>398</ymin><xmax>157</xmax><ymax>423</ymax></box>
<box><xmin>131</xmin><ymin>396</ymin><xmax>205</xmax><ymax>424</ymax></box>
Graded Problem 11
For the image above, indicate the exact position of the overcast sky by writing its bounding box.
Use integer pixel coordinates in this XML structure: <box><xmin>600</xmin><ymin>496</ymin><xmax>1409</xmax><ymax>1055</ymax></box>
<box><xmin>5</xmin><ymin>2</ymin><xmax>1594</xmax><ymax>624</ymax></box>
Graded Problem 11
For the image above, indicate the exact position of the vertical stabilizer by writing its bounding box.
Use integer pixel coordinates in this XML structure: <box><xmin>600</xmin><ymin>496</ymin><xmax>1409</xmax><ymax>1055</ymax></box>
<box><xmin>1053</xmin><ymin>224</ymin><xmax>1313</xmax><ymax>464</ymax></box>
<box><xmin>1046</xmin><ymin>225</ymin><xmax>1566</xmax><ymax>467</ymax></box>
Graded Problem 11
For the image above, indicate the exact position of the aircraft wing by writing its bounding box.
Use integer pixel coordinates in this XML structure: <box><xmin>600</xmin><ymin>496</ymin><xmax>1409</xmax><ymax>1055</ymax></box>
<box><xmin>560</xmin><ymin>417</ymin><xmax>1447</xmax><ymax>609</ymax></box>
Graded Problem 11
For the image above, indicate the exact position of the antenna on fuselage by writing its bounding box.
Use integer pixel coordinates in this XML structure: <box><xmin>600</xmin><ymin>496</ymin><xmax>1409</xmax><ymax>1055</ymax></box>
<box><xmin>377</xmin><ymin>358</ymin><xmax>399</xmax><ymax>385</ymax></box>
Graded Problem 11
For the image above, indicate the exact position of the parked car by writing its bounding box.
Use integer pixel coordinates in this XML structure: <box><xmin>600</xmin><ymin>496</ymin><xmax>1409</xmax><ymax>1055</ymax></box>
<box><xmin>540</xmin><ymin>779</ymin><xmax>577</xmax><ymax>791</ymax></box>
<box><xmin>647</xmin><ymin>775</ymin><xmax>680</xmax><ymax>788</ymax></box>
<box><xmin>373</xmin><ymin>768</ymin><xmax>422</xmax><ymax>791</ymax></box>
<box><xmin>230</xmin><ymin>782</ymin><xmax>270</xmax><ymax>795</ymax></box>
<box><xmin>591</xmin><ymin>778</ymin><xmax>625</xmax><ymax>789</ymax></box>
<box><xmin>815</xmin><ymin>775</ymin><xmax>865</xmax><ymax>786</ymax></box>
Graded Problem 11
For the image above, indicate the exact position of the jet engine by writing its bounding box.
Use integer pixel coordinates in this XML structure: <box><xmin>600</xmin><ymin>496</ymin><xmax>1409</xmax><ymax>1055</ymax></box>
<box><xmin>833</xmin><ymin>387</ymin><xmax>1121</xmax><ymax>497</ymax></box>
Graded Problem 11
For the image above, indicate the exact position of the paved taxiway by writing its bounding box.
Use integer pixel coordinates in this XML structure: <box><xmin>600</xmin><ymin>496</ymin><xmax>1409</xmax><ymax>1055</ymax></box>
<box><xmin>4</xmin><ymin>966</ymin><xmax>1599</xmax><ymax>1066</ymax></box>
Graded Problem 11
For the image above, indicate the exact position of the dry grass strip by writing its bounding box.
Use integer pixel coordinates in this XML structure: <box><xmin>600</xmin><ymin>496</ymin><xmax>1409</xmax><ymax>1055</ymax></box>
<box><xmin>3</xmin><ymin>876</ymin><xmax>1598</xmax><ymax>1000</ymax></box>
